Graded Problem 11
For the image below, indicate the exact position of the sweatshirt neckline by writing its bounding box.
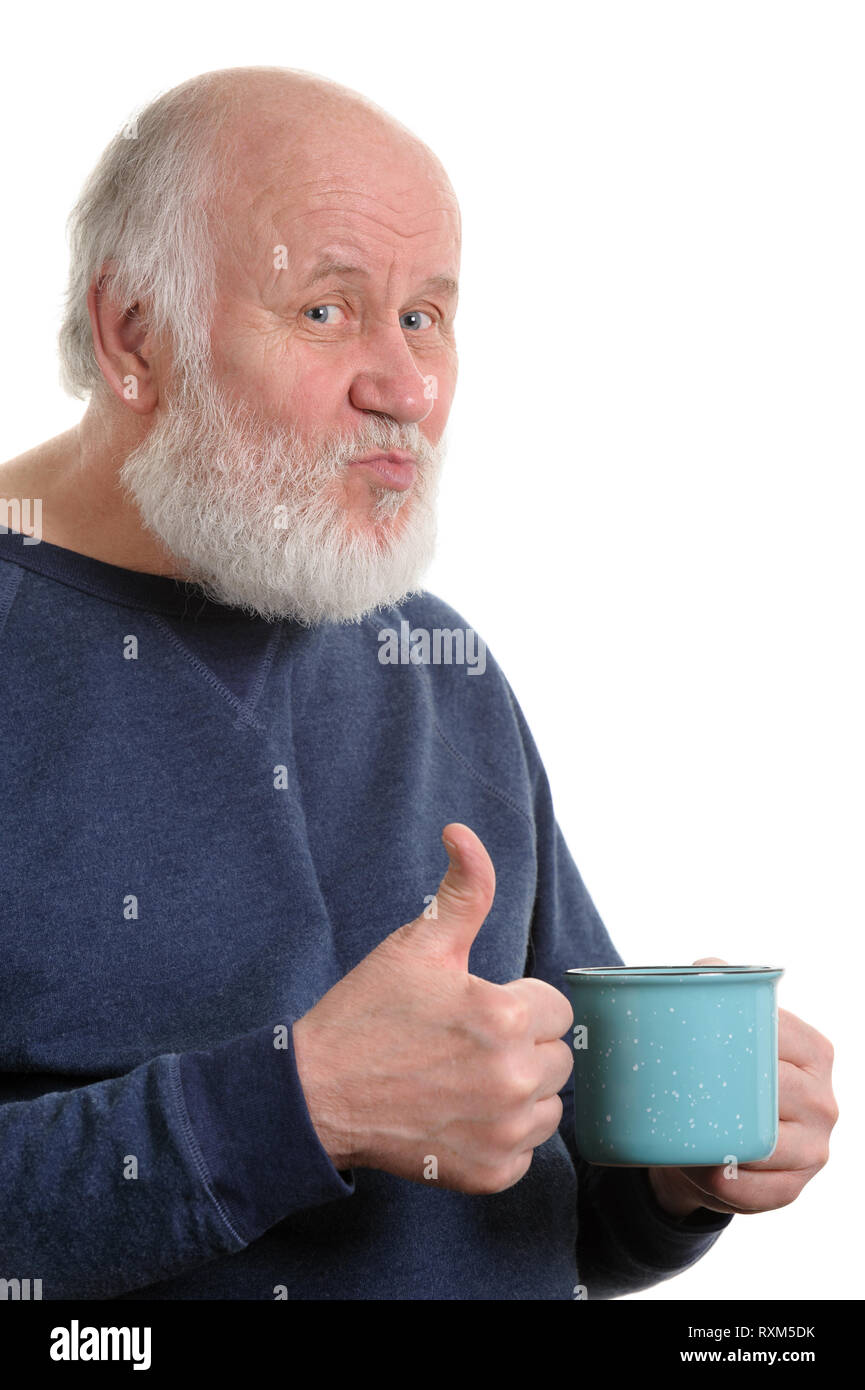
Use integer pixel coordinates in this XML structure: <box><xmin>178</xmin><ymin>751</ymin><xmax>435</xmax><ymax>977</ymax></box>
<box><xmin>0</xmin><ymin>526</ymin><xmax>269</xmax><ymax>622</ymax></box>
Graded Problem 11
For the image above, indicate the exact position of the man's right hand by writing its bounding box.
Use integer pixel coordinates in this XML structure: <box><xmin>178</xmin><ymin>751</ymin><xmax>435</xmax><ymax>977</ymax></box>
<box><xmin>292</xmin><ymin>822</ymin><xmax>574</xmax><ymax>1194</ymax></box>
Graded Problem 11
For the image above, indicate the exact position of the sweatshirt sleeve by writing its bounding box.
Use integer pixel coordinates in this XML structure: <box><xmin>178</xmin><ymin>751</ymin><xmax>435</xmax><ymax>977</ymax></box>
<box><xmin>504</xmin><ymin>681</ymin><xmax>734</xmax><ymax>1300</ymax></box>
<box><xmin>0</xmin><ymin>1018</ymin><xmax>354</xmax><ymax>1300</ymax></box>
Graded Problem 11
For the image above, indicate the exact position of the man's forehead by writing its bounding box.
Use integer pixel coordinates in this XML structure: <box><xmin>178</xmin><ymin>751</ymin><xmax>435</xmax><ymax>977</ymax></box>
<box><xmin>216</xmin><ymin>98</ymin><xmax>460</xmax><ymax>284</ymax></box>
<box><xmin>233</xmin><ymin>183</ymin><xmax>459</xmax><ymax>289</ymax></box>
<box><xmin>295</xmin><ymin>253</ymin><xmax>459</xmax><ymax>301</ymax></box>
<box><xmin>243</xmin><ymin>164</ymin><xmax>459</xmax><ymax>237</ymax></box>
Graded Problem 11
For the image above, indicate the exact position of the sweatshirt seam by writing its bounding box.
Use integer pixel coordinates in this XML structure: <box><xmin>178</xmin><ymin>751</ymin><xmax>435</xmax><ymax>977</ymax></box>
<box><xmin>168</xmin><ymin>1053</ymin><xmax>252</xmax><ymax>1248</ymax></box>
<box><xmin>243</xmin><ymin>619</ymin><xmax>284</xmax><ymax>720</ymax></box>
<box><xmin>431</xmin><ymin>716</ymin><xmax>533</xmax><ymax>828</ymax></box>
<box><xmin>149</xmin><ymin>612</ymin><xmax>268</xmax><ymax>735</ymax></box>
<box><xmin>0</xmin><ymin>561</ymin><xmax>23</xmax><ymax>644</ymax></box>
<box><xmin>1</xmin><ymin>551</ymin><xmax>281</xmax><ymax>731</ymax></box>
<box><xmin>0</xmin><ymin>549</ymin><xmax>219</xmax><ymax>619</ymax></box>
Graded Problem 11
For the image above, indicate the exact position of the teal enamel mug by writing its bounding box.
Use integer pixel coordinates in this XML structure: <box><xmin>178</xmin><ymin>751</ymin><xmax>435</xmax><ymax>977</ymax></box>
<box><xmin>562</xmin><ymin>966</ymin><xmax>784</xmax><ymax>1165</ymax></box>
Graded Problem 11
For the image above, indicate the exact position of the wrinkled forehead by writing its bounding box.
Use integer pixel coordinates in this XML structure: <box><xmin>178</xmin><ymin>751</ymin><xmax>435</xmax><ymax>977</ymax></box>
<box><xmin>217</xmin><ymin>109</ymin><xmax>461</xmax><ymax>279</ymax></box>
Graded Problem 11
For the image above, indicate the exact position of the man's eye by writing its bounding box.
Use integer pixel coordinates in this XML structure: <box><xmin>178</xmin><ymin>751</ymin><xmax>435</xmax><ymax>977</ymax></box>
<box><xmin>304</xmin><ymin>304</ymin><xmax>346</xmax><ymax>325</ymax></box>
<box><xmin>401</xmin><ymin>310</ymin><xmax>433</xmax><ymax>331</ymax></box>
<box><xmin>303</xmin><ymin>305</ymin><xmax>434</xmax><ymax>330</ymax></box>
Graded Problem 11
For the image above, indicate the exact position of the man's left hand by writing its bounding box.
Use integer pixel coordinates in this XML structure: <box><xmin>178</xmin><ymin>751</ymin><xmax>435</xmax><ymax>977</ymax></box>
<box><xmin>646</xmin><ymin>957</ymin><xmax>839</xmax><ymax>1220</ymax></box>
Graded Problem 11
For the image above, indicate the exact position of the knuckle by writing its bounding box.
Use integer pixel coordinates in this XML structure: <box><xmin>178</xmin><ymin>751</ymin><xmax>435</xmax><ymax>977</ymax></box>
<box><xmin>822</xmin><ymin>1095</ymin><xmax>840</xmax><ymax>1127</ymax></box>
<box><xmin>485</xmin><ymin>1152</ymin><xmax>533</xmax><ymax>1195</ymax></box>
<box><xmin>555</xmin><ymin>1039</ymin><xmax>575</xmax><ymax>1083</ymax></box>
<box><xmin>507</xmin><ymin>1066</ymin><xmax>538</xmax><ymax>1106</ymax></box>
<box><xmin>488</xmin><ymin>1114</ymin><xmax>529</xmax><ymax>1154</ymax></box>
<box><xmin>491</xmin><ymin>994</ymin><xmax>530</xmax><ymax>1043</ymax></box>
<box><xmin>512</xmin><ymin>1150</ymin><xmax>534</xmax><ymax>1185</ymax></box>
<box><xmin>468</xmin><ymin>1159</ymin><xmax>520</xmax><ymax>1195</ymax></box>
<box><xmin>486</xmin><ymin>1054</ymin><xmax>523</xmax><ymax>1099</ymax></box>
<box><xmin>536</xmin><ymin>1095</ymin><xmax>564</xmax><ymax>1142</ymax></box>
<box><xmin>544</xmin><ymin>985</ymin><xmax>574</xmax><ymax>1037</ymax></box>
<box><xmin>777</xmin><ymin>1175</ymin><xmax>802</xmax><ymax>1208</ymax></box>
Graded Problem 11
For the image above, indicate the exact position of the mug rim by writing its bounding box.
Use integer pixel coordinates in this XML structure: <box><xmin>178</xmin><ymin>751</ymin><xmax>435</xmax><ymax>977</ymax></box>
<box><xmin>563</xmin><ymin>965</ymin><xmax>783</xmax><ymax>978</ymax></box>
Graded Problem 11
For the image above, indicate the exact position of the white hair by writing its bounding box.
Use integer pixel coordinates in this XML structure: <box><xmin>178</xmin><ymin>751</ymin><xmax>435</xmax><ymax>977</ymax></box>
<box><xmin>56</xmin><ymin>74</ymin><xmax>243</xmax><ymax>400</ymax></box>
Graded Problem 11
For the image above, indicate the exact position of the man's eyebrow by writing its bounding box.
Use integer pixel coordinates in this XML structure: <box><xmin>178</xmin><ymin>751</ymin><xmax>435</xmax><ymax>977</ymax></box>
<box><xmin>300</xmin><ymin>259</ymin><xmax>458</xmax><ymax>299</ymax></box>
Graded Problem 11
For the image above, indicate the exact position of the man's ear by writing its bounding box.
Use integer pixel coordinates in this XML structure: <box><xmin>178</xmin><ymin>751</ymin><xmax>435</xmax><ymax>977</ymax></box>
<box><xmin>87</xmin><ymin>263</ymin><xmax>161</xmax><ymax>414</ymax></box>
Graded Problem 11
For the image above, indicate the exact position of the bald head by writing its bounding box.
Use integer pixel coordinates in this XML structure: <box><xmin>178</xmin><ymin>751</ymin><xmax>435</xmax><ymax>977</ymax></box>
<box><xmin>200</xmin><ymin>68</ymin><xmax>461</xmax><ymax>336</ymax></box>
<box><xmin>206</xmin><ymin>65</ymin><xmax>456</xmax><ymax>193</ymax></box>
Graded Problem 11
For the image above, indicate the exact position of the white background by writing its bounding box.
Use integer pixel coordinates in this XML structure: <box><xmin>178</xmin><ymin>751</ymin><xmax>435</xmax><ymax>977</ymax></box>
<box><xmin>2</xmin><ymin>0</ymin><xmax>861</xmax><ymax>1300</ymax></box>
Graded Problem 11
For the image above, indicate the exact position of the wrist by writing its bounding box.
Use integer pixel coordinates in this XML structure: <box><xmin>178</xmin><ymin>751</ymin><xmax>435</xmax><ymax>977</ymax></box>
<box><xmin>646</xmin><ymin>1165</ymin><xmax>705</xmax><ymax>1221</ymax></box>
<box><xmin>292</xmin><ymin>1018</ymin><xmax>356</xmax><ymax>1171</ymax></box>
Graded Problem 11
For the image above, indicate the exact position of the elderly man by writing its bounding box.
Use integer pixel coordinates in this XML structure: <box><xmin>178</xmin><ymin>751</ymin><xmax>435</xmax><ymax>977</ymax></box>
<box><xmin>0</xmin><ymin>66</ymin><xmax>837</xmax><ymax>1301</ymax></box>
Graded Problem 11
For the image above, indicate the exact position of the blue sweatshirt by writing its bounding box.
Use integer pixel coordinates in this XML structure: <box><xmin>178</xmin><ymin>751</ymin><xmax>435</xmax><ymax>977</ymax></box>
<box><xmin>0</xmin><ymin>525</ymin><xmax>732</xmax><ymax>1300</ymax></box>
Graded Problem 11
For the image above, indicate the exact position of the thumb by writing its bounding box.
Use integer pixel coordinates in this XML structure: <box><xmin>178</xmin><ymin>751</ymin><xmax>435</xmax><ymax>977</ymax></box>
<box><xmin>692</xmin><ymin>956</ymin><xmax>729</xmax><ymax>966</ymax></box>
<box><xmin>402</xmin><ymin>823</ymin><xmax>496</xmax><ymax>969</ymax></box>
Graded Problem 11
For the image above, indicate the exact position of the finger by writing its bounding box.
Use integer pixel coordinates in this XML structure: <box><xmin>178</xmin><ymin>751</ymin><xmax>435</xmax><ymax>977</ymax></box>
<box><xmin>463</xmin><ymin>1093</ymin><xmax>564</xmax><ymax>1159</ymax></box>
<box><xmin>519</xmin><ymin>1094</ymin><xmax>566</xmax><ymax>1151</ymax></box>
<box><xmin>659</xmin><ymin>1166</ymin><xmax>741</xmax><ymax>1215</ymax></box>
<box><xmin>500</xmin><ymin>976</ymin><xmax>574</xmax><ymax>1040</ymax></box>
<box><xmin>668</xmin><ymin>1161</ymin><xmax>802</xmax><ymax>1215</ymax></box>
<box><xmin>532</xmin><ymin>1037</ymin><xmax>575</xmax><ymax>1100</ymax></box>
<box><xmin>408</xmin><ymin>825</ymin><xmax>495</xmax><ymax>970</ymax></box>
<box><xmin>671</xmin><ymin>1169</ymin><xmax>763</xmax><ymax>1215</ymax></box>
<box><xmin>778</xmin><ymin>1007</ymin><xmax>834</xmax><ymax>1077</ymax></box>
<box><xmin>777</xmin><ymin>1056</ymin><xmax>835</xmax><ymax>1122</ymax></box>
<box><xmin>734</xmin><ymin>1117</ymin><xmax>818</xmax><ymax>1172</ymax></box>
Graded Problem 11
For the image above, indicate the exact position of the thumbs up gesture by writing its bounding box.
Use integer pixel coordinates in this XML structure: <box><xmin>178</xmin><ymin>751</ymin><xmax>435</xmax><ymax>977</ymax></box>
<box><xmin>293</xmin><ymin>824</ymin><xmax>575</xmax><ymax>1193</ymax></box>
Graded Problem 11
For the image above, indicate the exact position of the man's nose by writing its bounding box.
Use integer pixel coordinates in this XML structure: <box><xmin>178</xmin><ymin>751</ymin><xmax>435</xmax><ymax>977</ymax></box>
<box><xmin>348</xmin><ymin>325</ymin><xmax>434</xmax><ymax>425</ymax></box>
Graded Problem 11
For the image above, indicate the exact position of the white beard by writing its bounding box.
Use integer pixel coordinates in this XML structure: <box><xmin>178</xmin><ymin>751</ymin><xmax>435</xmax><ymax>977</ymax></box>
<box><xmin>117</xmin><ymin>366</ymin><xmax>446</xmax><ymax>625</ymax></box>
